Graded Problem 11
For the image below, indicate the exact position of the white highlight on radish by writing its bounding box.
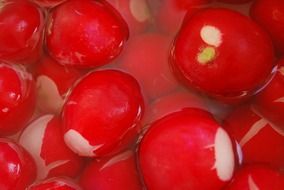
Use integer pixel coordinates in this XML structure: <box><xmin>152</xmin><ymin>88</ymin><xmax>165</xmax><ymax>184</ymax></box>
<box><xmin>213</xmin><ymin>128</ymin><xmax>235</xmax><ymax>181</ymax></box>
<box><xmin>248</xmin><ymin>175</ymin><xmax>260</xmax><ymax>190</ymax></box>
<box><xmin>235</xmin><ymin>141</ymin><xmax>243</xmax><ymax>165</ymax></box>
<box><xmin>19</xmin><ymin>115</ymin><xmax>69</xmax><ymax>180</ymax></box>
<box><xmin>239</xmin><ymin>118</ymin><xmax>267</xmax><ymax>146</ymax></box>
<box><xmin>130</xmin><ymin>0</ymin><xmax>150</xmax><ymax>22</ymax></box>
<box><xmin>200</xmin><ymin>25</ymin><xmax>222</xmax><ymax>47</ymax></box>
<box><xmin>36</xmin><ymin>75</ymin><xmax>64</xmax><ymax>114</ymax></box>
<box><xmin>100</xmin><ymin>150</ymin><xmax>133</xmax><ymax>170</ymax></box>
<box><xmin>64</xmin><ymin>129</ymin><xmax>103</xmax><ymax>157</ymax></box>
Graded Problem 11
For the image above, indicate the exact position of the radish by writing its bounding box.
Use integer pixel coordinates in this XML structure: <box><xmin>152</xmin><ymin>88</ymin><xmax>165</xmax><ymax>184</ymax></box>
<box><xmin>19</xmin><ymin>115</ymin><xmax>84</xmax><ymax>180</ymax></box>
<box><xmin>171</xmin><ymin>8</ymin><xmax>275</xmax><ymax>103</ymax></box>
<box><xmin>251</xmin><ymin>0</ymin><xmax>284</xmax><ymax>55</ymax></box>
<box><xmin>139</xmin><ymin>108</ymin><xmax>236</xmax><ymax>190</ymax></box>
<box><xmin>45</xmin><ymin>0</ymin><xmax>129</xmax><ymax>68</ymax></box>
<box><xmin>0</xmin><ymin>138</ymin><xmax>36</xmax><ymax>189</ymax></box>
<box><xmin>0</xmin><ymin>63</ymin><xmax>35</xmax><ymax>136</ymax></box>
<box><xmin>80</xmin><ymin>150</ymin><xmax>143</xmax><ymax>190</ymax></box>
<box><xmin>28</xmin><ymin>177</ymin><xmax>82</xmax><ymax>190</ymax></box>
<box><xmin>0</xmin><ymin>0</ymin><xmax>44</xmax><ymax>64</ymax></box>
<box><xmin>225</xmin><ymin>165</ymin><xmax>284</xmax><ymax>190</ymax></box>
<box><xmin>62</xmin><ymin>70</ymin><xmax>144</xmax><ymax>157</ymax></box>
<box><xmin>224</xmin><ymin>105</ymin><xmax>284</xmax><ymax>169</ymax></box>
<box><xmin>35</xmin><ymin>55</ymin><xmax>82</xmax><ymax>114</ymax></box>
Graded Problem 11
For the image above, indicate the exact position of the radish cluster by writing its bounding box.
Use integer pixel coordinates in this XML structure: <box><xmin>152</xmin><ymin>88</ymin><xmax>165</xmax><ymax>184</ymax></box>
<box><xmin>0</xmin><ymin>0</ymin><xmax>284</xmax><ymax>189</ymax></box>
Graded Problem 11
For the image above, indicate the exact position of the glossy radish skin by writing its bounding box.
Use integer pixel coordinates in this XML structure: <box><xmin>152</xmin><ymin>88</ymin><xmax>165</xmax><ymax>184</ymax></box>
<box><xmin>171</xmin><ymin>8</ymin><xmax>275</xmax><ymax>102</ymax></box>
<box><xmin>28</xmin><ymin>177</ymin><xmax>82</xmax><ymax>190</ymax></box>
<box><xmin>224</xmin><ymin>105</ymin><xmax>284</xmax><ymax>169</ymax></box>
<box><xmin>107</xmin><ymin>0</ymin><xmax>151</xmax><ymax>35</ymax></box>
<box><xmin>0</xmin><ymin>138</ymin><xmax>36</xmax><ymax>190</ymax></box>
<box><xmin>35</xmin><ymin>55</ymin><xmax>82</xmax><ymax>114</ymax></box>
<box><xmin>139</xmin><ymin>108</ymin><xmax>236</xmax><ymax>190</ymax></box>
<box><xmin>217</xmin><ymin>0</ymin><xmax>253</xmax><ymax>4</ymax></box>
<box><xmin>46</xmin><ymin>0</ymin><xmax>129</xmax><ymax>68</ymax></box>
<box><xmin>0</xmin><ymin>0</ymin><xmax>44</xmax><ymax>64</ymax></box>
<box><xmin>31</xmin><ymin>0</ymin><xmax>66</xmax><ymax>8</ymax></box>
<box><xmin>251</xmin><ymin>0</ymin><xmax>284</xmax><ymax>55</ymax></box>
<box><xmin>0</xmin><ymin>63</ymin><xmax>35</xmax><ymax>136</ymax></box>
<box><xmin>120</xmin><ymin>33</ymin><xmax>178</xmax><ymax>100</ymax></box>
<box><xmin>19</xmin><ymin>115</ymin><xmax>84</xmax><ymax>180</ymax></box>
<box><xmin>225</xmin><ymin>165</ymin><xmax>284</xmax><ymax>190</ymax></box>
<box><xmin>80</xmin><ymin>150</ymin><xmax>143</xmax><ymax>190</ymax></box>
<box><xmin>254</xmin><ymin>59</ymin><xmax>284</xmax><ymax>128</ymax></box>
<box><xmin>62</xmin><ymin>70</ymin><xmax>144</xmax><ymax>157</ymax></box>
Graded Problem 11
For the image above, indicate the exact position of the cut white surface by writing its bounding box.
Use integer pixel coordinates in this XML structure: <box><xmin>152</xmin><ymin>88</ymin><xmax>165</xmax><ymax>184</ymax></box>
<box><xmin>130</xmin><ymin>0</ymin><xmax>150</xmax><ymax>22</ymax></box>
<box><xmin>64</xmin><ymin>129</ymin><xmax>103</xmax><ymax>157</ymax></box>
<box><xmin>213</xmin><ymin>128</ymin><xmax>235</xmax><ymax>181</ymax></box>
<box><xmin>200</xmin><ymin>25</ymin><xmax>223</xmax><ymax>47</ymax></box>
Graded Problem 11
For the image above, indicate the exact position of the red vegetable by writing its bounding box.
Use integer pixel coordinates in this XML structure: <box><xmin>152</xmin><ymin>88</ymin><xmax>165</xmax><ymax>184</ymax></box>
<box><xmin>46</xmin><ymin>0</ymin><xmax>129</xmax><ymax>68</ymax></box>
<box><xmin>0</xmin><ymin>63</ymin><xmax>35</xmax><ymax>136</ymax></box>
<box><xmin>62</xmin><ymin>70</ymin><xmax>144</xmax><ymax>157</ymax></box>
<box><xmin>171</xmin><ymin>8</ymin><xmax>275</xmax><ymax>102</ymax></box>
<box><xmin>80</xmin><ymin>150</ymin><xmax>143</xmax><ymax>190</ymax></box>
<box><xmin>139</xmin><ymin>108</ymin><xmax>236</xmax><ymax>190</ymax></box>
<box><xmin>0</xmin><ymin>0</ymin><xmax>44</xmax><ymax>64</ymax></box>
<box><xmin>251</xmin><ymin>0</ymin><xmax>284</xmax><ymax>55</ymax></box>
<box><xmin>0</xmin><ymin>138</ymin><xmax>36</xmax><ymax>190</ymax></box>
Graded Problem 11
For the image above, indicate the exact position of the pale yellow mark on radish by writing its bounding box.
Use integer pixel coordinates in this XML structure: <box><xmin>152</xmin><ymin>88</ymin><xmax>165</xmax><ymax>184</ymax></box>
<box><xmin>37</xmin><ymin>75</ymin><xmax>64</xmax><ymax>114</ymax></box>
<box><xmin>212</xmin><ymin>128</ymin><xmax>235</xmax><ymax>181</ymax></box>
<box><xmin>200</xmin><ymin>25</ymin><xmax>223</xmax><ymax>47</ymax></box>
<box><xmin>130</xmin><ymin>0</ymin><xmax>151</xmax><ymax>22</ymax></box>
<box><xmin>239</xmin><ymin>118</ymin><xmax>268</xmax><ymax>147</ymax></box>
<box><xmin>197</xmin><ymin>46</ymin><xmax>216</xmax><ymax>64</ymax></box>
<box><xmin>100</xmin><ymin>150</ymin><xmax>133</xmax><ymax>171</ymax></box>
<box><xmin>64</xmin><ymin>129</ymin><xmax>103</xmax><ymax>157</ymax></box>
<box><xmin>248</xmin><ymin>175</ymin><xmax>260</xmax><ymax>190</ymax></box>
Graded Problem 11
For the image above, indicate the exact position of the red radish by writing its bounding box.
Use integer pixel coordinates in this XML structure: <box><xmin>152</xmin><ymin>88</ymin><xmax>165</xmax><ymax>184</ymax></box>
<box><xmin>62</xmin><ymin>70</ymin><xmax>144</xmax><ymax>157</ymax></box>
<box><xmin>254</xmin><ymin>59</ymin><xmax>284</xmax><ymax>128</ymax></box>
<box><xmin>142</xmin><ymin>89</ymin><xmax>207</xmax><ymax>125</ymax></box>
<box><xmin>80</xmin><ymin>150</ymin><xmax>143</xmax><ymax>190</ymax></box>
<box><xmin>225</xmin><ymin>165</ymin><xmax>284</xmax><ymax>190</ymax></box>
<box><xmin>171</xmin><ymin>8</ymin><xmax>275</xmax><ymax>102</ymax></box>
<box><xmin>120</xmin><ymin>33</ymin><xmax>178</xmax><ymax>100</ymax></box>
<box><xmin>139</xmin><ymin>108</ymin><xmax>236</xmax><ymax>190</ymax></box>
<box><xmin>107</xmin><ymin>0</ymin><xmax>151</xmax><ymax>35</ymax></box>
<box><xmin>35</xmin><ymin>55</ymin><xmax>82</xmax><ymax>114</ymax></box>
<box><xmin>46</xmin><ymin>0</ymin><xmax>129</xmax><ymax>68</ymax></box>
<box><xmin>31</xmin><ymin>0</ymin><xmax>66</xmax><ymax>8</ymax></box>
<box><xmin>0</xmin><ymin>63</ymin><xmax>35</xmax><ymax>136</ymax></box>
<box><xmin>224</xmin><ymin>105</ymin><xmax>284</xmax><ymax>169</ymax></box>
<box><xmin>149</xmin><ymin>0</ymin><xmax>211</xmax><ymax>35</ymax></box>
<box><xmin>251</xmin><ymin>0</ymin><xmax>284</xmax><ymax>55</ymax></box>
<box><xmin>19</xmin><ymin>115</ymin><xmax>84</xmax><ymax>180</ymax></box>
<box><xmin>0</xmin><ymin>0</ymin><xmax>44</xmax><ymax>64</ymax></box>
<box><xmin>28</xmin><ymin>177</ymin><xmax>82</xmax><ymax>190</ymax></box>
<box><xmin>0</xmin><ymin>138</ymin><xmax>36</xmax><ymax>190</ymax></box>
<box><xmin>217</xmin><ymin>0</ymin><xmax>253</xmax><ymax>4</ymax></box>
